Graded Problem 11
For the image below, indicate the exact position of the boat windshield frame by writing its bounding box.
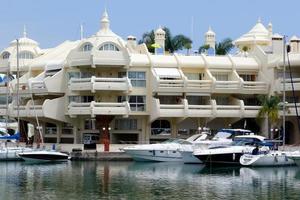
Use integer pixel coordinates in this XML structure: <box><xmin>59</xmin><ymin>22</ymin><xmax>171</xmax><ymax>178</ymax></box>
<box><xmin>162</xmin><ymin>138</ymin><xmax>192</xmax><ymax>145</ymax></box>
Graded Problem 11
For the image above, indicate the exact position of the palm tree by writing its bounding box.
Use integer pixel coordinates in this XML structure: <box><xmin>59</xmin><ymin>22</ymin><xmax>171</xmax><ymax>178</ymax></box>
<box><xmin>198</xmin><ymin>44</ymin><xmax>210</xmax><ymax>54</ymax></box>
<box><xmin>215</xmin><ymin>38</ymin><xmax>234</xmax><ymax>55</ymax></box>
<box><xmin>257</xmin><ymin>95</ymin><xmax>280</xmax><ymax>138</ymax></box>
<box><xmin>139</xmin><ymin>27</ymin><xmax>192</xmax><ymax>53</ymax></box>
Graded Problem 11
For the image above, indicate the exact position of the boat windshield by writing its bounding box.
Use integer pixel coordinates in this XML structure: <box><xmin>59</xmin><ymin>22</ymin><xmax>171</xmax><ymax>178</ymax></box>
<box><xmin>162</xmin><ymin>138</ymin><xmax>192</xmax><ymax>144</ymax></box>
<box><xmin>231</xmin><ymin>137</ymin><xmax>263</xmax><ymax>146</ymax></box>
<box><xmin>213</xmin><ymin>131</ymin><xmax>232</xmax><ymax>139</ymax></box>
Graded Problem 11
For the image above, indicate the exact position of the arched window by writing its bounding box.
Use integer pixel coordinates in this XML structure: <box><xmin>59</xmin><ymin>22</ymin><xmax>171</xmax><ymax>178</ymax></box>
<box><xmin>19</xmin><ymin>51</ymin><xmax>34</xmax><ymax>59</ymax></box>
<box><xmin>82</xmin><ymin>43</ymin><xmax>93</xmax><ymax>52</ymax></box>
<box><xmin>99</xmin><ymin>43</ymin><xmax>119</xmax><ymax>51</ymax></box>
<box><xmin>2</xmin><ymin>52</ymin><xmax>10</xmax><ymax>59</ymax></box>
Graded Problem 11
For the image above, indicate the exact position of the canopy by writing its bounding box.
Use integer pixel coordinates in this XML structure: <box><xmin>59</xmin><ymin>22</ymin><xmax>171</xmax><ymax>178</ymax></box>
<box><xmin>153</xmin><ymin>68</ymin><xmax>181</xmax><ymax>79</ymax></box>
<box><xmin>0</xmin><ymin>132</ymin><xmax>20</xmax><ymax>140</ymax></box>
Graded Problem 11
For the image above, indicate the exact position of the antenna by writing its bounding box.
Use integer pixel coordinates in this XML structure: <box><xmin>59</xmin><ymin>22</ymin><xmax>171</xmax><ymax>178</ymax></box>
<box><xmin>23</xmin><ymin>25</ymin><xmax>27</xmax><ymax>38</ymax></box>
<box><xmin>190</xmin><ymin>16</ymin><xmax>194</xmax><ymax>49</ymax></box>
<box><xmin>80</xmin><ymin>23</ymin><xmax>84</xmax><ymax>40</ymax></box>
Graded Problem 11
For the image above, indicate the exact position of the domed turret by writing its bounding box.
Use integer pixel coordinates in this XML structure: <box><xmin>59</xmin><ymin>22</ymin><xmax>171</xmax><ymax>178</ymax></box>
<box><xmin>154</xmin><ymin>26</ymin><xmax>165</xmax><ymax>54</ymax></box>
<box><xmin>234</xmin><ymin>18</ymin><xmax>271</xmax><ymax>50</ymax></box>
<box><xmin>205</xmin><ymin>26</ymin><xmax>216</xmax><ymax>50</ymax></box>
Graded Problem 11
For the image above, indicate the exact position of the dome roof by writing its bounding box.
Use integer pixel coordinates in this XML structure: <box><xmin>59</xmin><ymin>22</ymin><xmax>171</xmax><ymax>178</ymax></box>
<box><xmin>290</xmin><ymin>35</ymin><xmax>300</xmax><ymax>41</ymax></box>
<box><xmin>234</xmin><ymin>19</ymin><xmax>270</xmax><ymax>46</ymax></box>
<box><xmin>155</xmin><ymin>26</ymin><xmax>165</xmax><ymax>34</ymax></box>
<box><xmin>96</xmin><ymin>10</ymin><xmax>118</xmax><ymax>37</ymax></box>
<box><xmin>10</xmin><ymin>37</ymin><xmax>39</xmax><ymax>46</ymax></box>
<box><xmin>206</xmin><ymin>26</ymin><xmax>215</xmax><ymax>35</ymax></box>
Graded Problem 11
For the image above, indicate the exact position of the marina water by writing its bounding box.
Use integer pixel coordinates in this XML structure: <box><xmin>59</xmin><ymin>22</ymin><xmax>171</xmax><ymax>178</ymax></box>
<box><xmin>1</xmin><ymin>161</ymin><xmax>300</xmax><ymax>199</ymax></box>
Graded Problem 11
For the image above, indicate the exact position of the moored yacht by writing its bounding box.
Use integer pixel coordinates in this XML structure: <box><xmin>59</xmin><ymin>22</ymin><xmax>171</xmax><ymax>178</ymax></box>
<box><xmin>18</xmin><ymin>150</ymin><xmax>69</xmax><ymax>163</ymax></box>
<box><xmin>122</xmin><ymin>133</ymin><xmax>208</xmax><ymax>162</ymax></box>
<box><xmin>179</xmin><ymin>129</ymin><xmax>253</xmax><ymax>164</ymax></box>
<box><xmin>193</xmin><ymin>135</ymin><xmax>272</xmax><ymax>166</ymax></box>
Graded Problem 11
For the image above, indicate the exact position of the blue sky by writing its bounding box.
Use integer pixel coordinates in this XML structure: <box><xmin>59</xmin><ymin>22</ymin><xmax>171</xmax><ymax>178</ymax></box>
<box><xmin>1</xmin><ymin>0</ymin><xmax>300</xmax><ymax>51</ymax></box>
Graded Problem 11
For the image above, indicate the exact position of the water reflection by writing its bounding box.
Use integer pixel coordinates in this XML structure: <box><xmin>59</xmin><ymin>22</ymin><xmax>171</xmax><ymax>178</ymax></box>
<box><xmin>0</xmin><ymin>162</ymin><xmax>299</xmax><ymax>199</ymax></box>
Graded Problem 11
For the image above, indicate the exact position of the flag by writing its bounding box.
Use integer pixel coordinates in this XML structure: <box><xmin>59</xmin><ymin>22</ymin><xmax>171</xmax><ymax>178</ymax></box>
<box><xmin>151</xmin><ymin>43</ymin><xmax>161</xmax><ymax>48</ymax></box>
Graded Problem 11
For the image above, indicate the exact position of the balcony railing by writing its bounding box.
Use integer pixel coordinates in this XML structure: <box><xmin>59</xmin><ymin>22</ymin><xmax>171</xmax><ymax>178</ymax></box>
<box><xmin>280</xmin><ymin>78</ymin><xmax>300</xmax><ymax>91</ymax></box>
<box><xmin>69</xmin><ymin>76</ymin><xmax>132</xmax><ymax>92</ymax></box>
<box><xmin>68</xmin><ymin>101</ymin><xmax>130</xmax><ymax>117</ymax></box>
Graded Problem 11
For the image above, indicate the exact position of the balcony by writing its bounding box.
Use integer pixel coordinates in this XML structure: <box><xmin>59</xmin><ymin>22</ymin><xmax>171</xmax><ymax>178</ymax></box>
<box><xmin>0</xmin><ymin>83</ymin><xmax>9</xmax><ymax>95</ymax></box>
<box><xmin>67</xmin><ymin>51</ymin><xmax>92</xmax><ymax>67</ymax></box>
<box><xmin>242</xmin><ymin>81</ymin><xmax>268</xmax><ymax>94</ymax></box>
<box><xmin>0</xmin><ymin>105</ymin><xmax>8</xmax><ymax>116</ymax></box>
<box><xmin>279</xmin><ymin>78</ymin><xmax>300</xmax><ymax>91</ymax></box>
<box><xmin>0</xmin><ymin>59</ymin><xmax>9</xmax><ymax>72</ymax></box>
<box><xmin>12</xmin><ymin>70</ymin><xmax>65</xmax><ymax>95</ymax></box>
<box><xmin>92</xmin><ymin>51</ymin><xmax>128</xmax><ymax>66</ymax></box>
<box><xmin>10</xmin><ymin>97</ymin><xmax>67</xmax><ymax>122</ymax></box>
<box><xmin>69</xmin><ymin>76</ymin><xmax>132</xmax><ymax>92</ymax></box>
<box><xmin>214</xmin><ymin>80</ymin><xmax>240</xmax><ymax>92</ymax></box>
<box><xmin>282</xmin><ymin>103</ymin><xmax>300</xmax><ymax>116</ymax></box>
<box><xmin>68</xmin><ymin>101</ymin><xmax>130</xmax><ymax>117</ymax></box>
<box><xmin>150</xmin><ymin>98</ymin><xmax>261</xmax><ymax>121</ymax></box>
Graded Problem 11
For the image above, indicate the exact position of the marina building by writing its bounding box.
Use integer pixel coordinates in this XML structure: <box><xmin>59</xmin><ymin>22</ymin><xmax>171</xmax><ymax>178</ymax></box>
<box><xmin>1</xmin><ymin>11</ymin><xmax>300</xmax><ymax>145</ymax></box>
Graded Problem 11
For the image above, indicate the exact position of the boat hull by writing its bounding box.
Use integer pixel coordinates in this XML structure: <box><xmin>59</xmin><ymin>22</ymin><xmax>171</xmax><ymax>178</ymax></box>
<box><xmin>0</xmin><ymin>148</ymin><xmax>33</xmax><ymax>161</ymax></box>
<box><xmin>195</xmin><ymin>153</ymin><xmax>243</xmax><ymax>166</ymax></box>
<box><xmin>180</xmin><ymin>151</ymin><xmax>202</xmax><ymax>164</ymax></box>
<box><xmin>19</xmin><ymin>151</ymin><xmax>69</xmax><ymax>163</ymax></box>
<box><xmin>240</xmin><ymin>153</ymin><xmax>295</xmax><ymax>166</ymax></box>
<box><xmin>124</xmin><ymin>149</ymin><xmax>183</xmax><ymax>162</ymax></box>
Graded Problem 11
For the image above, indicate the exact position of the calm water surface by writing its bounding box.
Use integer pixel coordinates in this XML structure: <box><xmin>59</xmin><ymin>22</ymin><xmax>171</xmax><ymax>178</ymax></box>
<box><xmin>0</xmin><ymin>161</ymin><xmax>300</xmax><ymax>200</ymax></box>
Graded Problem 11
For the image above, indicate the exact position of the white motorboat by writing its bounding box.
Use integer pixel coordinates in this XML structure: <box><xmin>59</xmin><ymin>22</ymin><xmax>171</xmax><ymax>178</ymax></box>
<box><xmin>193</xmin><ymin>135</ymin><xmax>271</xmax><ymax>166</ymax></box>
<box><xmin>18</xmin><ymin>150</ymin><xmax>69</xmax><ymax>163</ymax></box>
<box><xmin>122</xmin><ymin>133</ymin><xmax>208</xmax><ymax>162</ymax></box>
<box><xmin>240</xmin><ymin>151</ymin><xmax>295</xmax><ymax>166</ymax></box>
<box><xmin>179</xmin><ymin>129</ymin><xmax>253</xmax><ymax>164</ymax></box>
<box><xmin>0</xmin><ymin>146</ymin><xmax>34</xmax><ymax>161</ymax></box>
<box><xmin>0</xmin><ymin>131</ymin><xmax>34</xmax><ymax>161</ymax></box>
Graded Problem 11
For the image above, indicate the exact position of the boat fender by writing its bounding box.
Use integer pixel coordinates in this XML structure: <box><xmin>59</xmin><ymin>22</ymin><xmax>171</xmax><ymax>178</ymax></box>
<box><xmin>233</xmin><ymin>153</ymin><xmax>235</xmax><ymax>161</ymax></box>
<box><xmin>285</xmin><ymin>155</ymin><xmax>288</xmax><ymax>162</ymax></box>
<box><xmin>275</xmin><ymin>155</ymin><xmax>278</xmax><ymax>162</ymax></box>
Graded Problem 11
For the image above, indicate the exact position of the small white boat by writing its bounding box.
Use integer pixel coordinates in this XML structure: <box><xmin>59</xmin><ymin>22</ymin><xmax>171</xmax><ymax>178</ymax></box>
<box><xmin>0</xmin><ymin>147</ymin><xmax>33</xmax><ymax>161</ymax></box>
<box><xmin>240</xmin><ymin>151</ymin><xmax>295</xmax><ymax>167</ymax></box>
<box><xmin>18</xmin><ymin>150</ymin><xmax>69</xmax><ymax>163</ymax></box>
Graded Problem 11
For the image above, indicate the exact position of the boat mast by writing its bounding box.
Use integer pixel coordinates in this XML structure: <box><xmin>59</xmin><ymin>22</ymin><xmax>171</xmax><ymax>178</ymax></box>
<box><xmin>16</xmin><ymin>39</ymin><xmax>20</xmax><ymax>133</ymax></box>
<box><xmin>282</xmin><ymin>36</ymin><xmax>286</xmax><ymax>146</ymax></box>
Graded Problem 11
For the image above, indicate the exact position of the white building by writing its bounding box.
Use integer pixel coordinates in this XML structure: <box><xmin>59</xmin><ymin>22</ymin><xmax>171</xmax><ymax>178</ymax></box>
<box><xmin>1</xmin><ymin>12</ymin><xmax>300</xmax><ymax>145</ymax></box>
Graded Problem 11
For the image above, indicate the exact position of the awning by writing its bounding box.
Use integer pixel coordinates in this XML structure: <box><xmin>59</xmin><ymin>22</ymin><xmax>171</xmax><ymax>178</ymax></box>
<box><xmin>45</xmin><ymin>60</ymin><xmax>64</xmax><ymax>71</ymax></box>
<box><xmin>153</xmin><ymin>68</ymin><xmax>181</xmax><ymax>79</ymax></box>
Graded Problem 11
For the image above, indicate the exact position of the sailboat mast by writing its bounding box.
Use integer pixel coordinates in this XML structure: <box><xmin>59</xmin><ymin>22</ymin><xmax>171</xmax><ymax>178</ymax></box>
<box><xmin>283</xmin><ymin>36</ymin><xmax>286</xmax><ymax>146</ymax></box>
<box><xmin>16</xmin><ymin>39</ymin><xmax>20</xmax><ymax>133</ymax></box>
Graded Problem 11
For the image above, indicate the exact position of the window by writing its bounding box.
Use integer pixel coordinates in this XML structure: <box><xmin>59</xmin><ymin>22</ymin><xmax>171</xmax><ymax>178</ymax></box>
<box><xmin>82</xmin><ymin>43</ymin><xmax>93</xmax><ymax>52</ymax></box>
<box><xmin>19</xmin><ymin>51</ymin><xmax>34</xmax><ymax>59</ymax></box>
<box><xmin>115</xmin><ymin>119</ymin><xmax>137</xmax><ymax>130</ymax></box>
<box><xmin>240</xmin><ymin>74</ymin><xmax>256</xmax><ymax>81</ymax></box>
<box><xmin>62</xmin><ymin>123</ymin><xmax>73</xmax><ymax>135</ymax></box>
<box><xmin>84</xmin><ymin>119</ymin><xmax>96</xmax><ymax>130</ymax></box>
<box><xmin>2</xmin><ymin>52</ymin><xmax>10</xmax><ymax>59</ymax></box>
<box><xmin>45</xmin><ymin>123</ymin><xmax>57</xmax><ymax>135</ymax></box>
<box><xmin>215</xmin><ymin>96</ymin><xmax>229</xmax><ymax>105</ymax></box>
<box><xmin>68</xmin><ymin>72</ymin><xmax>80</xmax><ymax>80</ymax></box>
<box><xmin>212</xmin><ymin>73</ymin><xmax>228</xmax><ymax>81</ymax></box>
<box><xmin>185</xmin><ymin>73</ymin><xmax>204</xmax><ymax>80</ymax></box>
<box><xmin>151</xmin><ymin>120</ymin><xmax>171</xmax><ymax>135</ymax></box>
<box><xmin>129</xmin><ymin>96</ymin><xmax>146</xmax><ymax>111</ymax></box>
<box><xmin>99</xmin><ymin>43</ymin><xmax>119</xmax><ymax>51</ymax></box>
<box><xmin>128</xmin><ymin>71</ymin><xmax>146</xmax><ymax>87</ymax></box>
<box><xmin>69</xmin><ymin>96</ymin><xmax>94</xmax><ymax>103</ymax></box>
